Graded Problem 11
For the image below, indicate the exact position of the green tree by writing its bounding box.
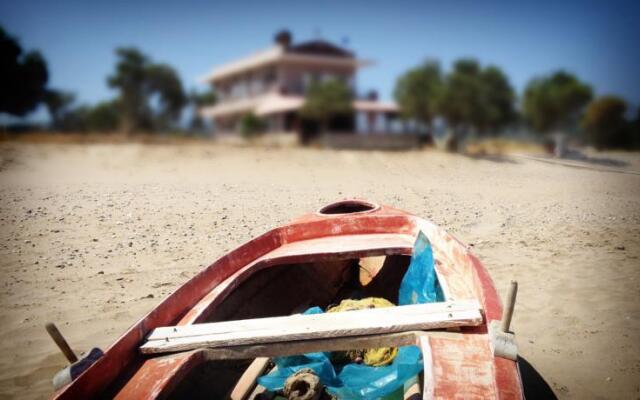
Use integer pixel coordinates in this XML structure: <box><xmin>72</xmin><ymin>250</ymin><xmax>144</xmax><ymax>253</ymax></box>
<box><xmin>107</xmin><ymin>47</ymin><xmax>186</xmax><ymax>133</ymax></box>
<box><xmin>582</xmin><ymin>96</ymin><xmax>630</xmax><ymax>150</ymax></box>
<box><xmin>190</xmin><ymin>89</ymin><xmax>216</xmax><ymax>108</ymax></box>
<box><xmin>479</xmin><ymin>66</ymin><xmax>516</xmax><ymax>133</ymax></box>
<box><xmin>393</xmin><ymin>60</ymin><xmax>443</xmax><ymax>134</ymax></box>
<box><xmin>440</xmin><ymin>59</ymin><xmax>515</xmax><ymax>136</ymax></box>
<box><xmin>523</xmin><ymin>71</ymin><xmax>592</xmax><ymax>133</ymax></box>
<box><xmin>43</xmin><ymin>89</ymin><xmax>76</xmax><ymax>130</ymax></box>
<box><xmin>0</xmin><ymin>26</ymin><xmax>48</xmax><ymax>117</ymax></box>
<box><xmin>107</xmin><ymin>48</ymin><xmax>147</xmax><ymax>132</ymax></box>
<box><xmin>300</xmin><ymin>79</ymin><xmax>353</xmax><ymax>133</ymax></box>
<box><xmin>85</xmin><ymin>100</ymin><xmax>120</xmax><ymax>132</ymax></box>
<box><xmin>440</xmin><ymin>59</ymin><xmax>482</xmax><ymax>136</ymax></box>
<box><xmin>43</xmin><ymin>89</ymin><xmax>119</xmax><ymax>133</ymax></box>
<box><xmin>189</xmin><ymin>89</ymin><xmax>216</xmax><ymax>131</ymax></box>
<box><xmin>240</xmin><ymin>113</ymin><xmax>265</xmax><ymax>139</ymax></box>
<box><xmin>146</xmin><ymin>64</ymin><xmax>187</xmax><ymax>130</ymax></box>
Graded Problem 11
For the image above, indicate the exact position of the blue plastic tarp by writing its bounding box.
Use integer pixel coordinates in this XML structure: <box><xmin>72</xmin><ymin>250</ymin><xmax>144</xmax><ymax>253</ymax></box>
<box><xmin>257</xmin><ymin>231</ymin><xmax>442</xmax><ymax>399</ymax></box>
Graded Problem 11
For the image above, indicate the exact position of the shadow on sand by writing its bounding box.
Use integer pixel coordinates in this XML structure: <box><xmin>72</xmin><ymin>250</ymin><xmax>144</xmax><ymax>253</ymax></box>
<box><xmin>465</xmin><ymin>153</ymin><xmax>519</xmax><ymax>164</ymax></box>
<box><xmin>518</xmin><ymin>356</ymin><xmax>558</xmax><ymax>399</ymax></box>
<box><xmin>564</xmin><ymin>149</ymin><xmax>629</xmax><ymax>168</ymax></box>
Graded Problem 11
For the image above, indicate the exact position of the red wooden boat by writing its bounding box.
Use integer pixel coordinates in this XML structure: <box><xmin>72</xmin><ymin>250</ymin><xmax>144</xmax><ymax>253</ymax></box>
<box><xmin>51</xmin><ymin>200</ymin><xmax>523</xmax><ymax>399</ymax></box>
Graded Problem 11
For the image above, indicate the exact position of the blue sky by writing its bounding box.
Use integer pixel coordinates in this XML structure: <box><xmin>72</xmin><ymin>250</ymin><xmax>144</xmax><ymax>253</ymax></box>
<box><xmin>2</xmin><ymin>0</ymin><xmax>639</xmax><ymax>120</ymax></box>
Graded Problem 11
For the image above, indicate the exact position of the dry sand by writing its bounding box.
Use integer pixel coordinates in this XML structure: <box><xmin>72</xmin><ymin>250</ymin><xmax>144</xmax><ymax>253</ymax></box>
<box><xmin>0</xmin><ymin>141</ymin><xmax>638</xmax><ymax>399</ymax></box>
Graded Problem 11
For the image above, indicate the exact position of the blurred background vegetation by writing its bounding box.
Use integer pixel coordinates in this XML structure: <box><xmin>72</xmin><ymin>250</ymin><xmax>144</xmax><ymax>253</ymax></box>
<box><xmin>1</xmin><ymin>24</ymin><xmax>638</xmax><ymax>150</ymax></box>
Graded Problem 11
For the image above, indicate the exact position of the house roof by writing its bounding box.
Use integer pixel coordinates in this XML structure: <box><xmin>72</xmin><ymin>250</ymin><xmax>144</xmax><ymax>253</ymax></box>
<box><xmin>287</xmin><ymin>40</ymin><xmax>354</xmax><ymax>58</ymax></box>
<box><xmin>201</xmin><ymin>42</ymin><xmax>372</xmax><ymax>84</ymax></box>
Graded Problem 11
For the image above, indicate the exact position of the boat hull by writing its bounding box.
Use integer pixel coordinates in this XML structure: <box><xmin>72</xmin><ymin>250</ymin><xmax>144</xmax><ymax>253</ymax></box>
<box><xmin>52</xmin><ymin>200</ymin><xmax>523</xmax><ymax>399</ymax></box>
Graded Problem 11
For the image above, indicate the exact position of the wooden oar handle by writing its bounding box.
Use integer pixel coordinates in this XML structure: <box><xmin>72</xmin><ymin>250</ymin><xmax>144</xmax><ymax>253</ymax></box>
<box><xmin>45</xmin><ymin>322</ymin><xmax>78</xmax><ymax>363</ymax></box>
<box><xmin>501</xmin><ymin>281</ymin><xmax>518</xmax><ymax>333</ymax></box>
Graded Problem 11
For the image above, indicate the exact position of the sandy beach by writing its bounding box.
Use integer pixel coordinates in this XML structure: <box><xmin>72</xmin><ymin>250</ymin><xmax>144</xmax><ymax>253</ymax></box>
<box><xmin>0</xmin><ymin>141</ymin><xmax>638</xmax><ymax>399</ymax></box>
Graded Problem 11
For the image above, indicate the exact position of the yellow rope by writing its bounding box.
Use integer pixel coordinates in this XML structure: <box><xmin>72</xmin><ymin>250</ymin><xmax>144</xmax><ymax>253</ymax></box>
<box><xmin>327</xmin><ymin>298</ymin><xmax>398</xmax><ymax>367</ymax></box>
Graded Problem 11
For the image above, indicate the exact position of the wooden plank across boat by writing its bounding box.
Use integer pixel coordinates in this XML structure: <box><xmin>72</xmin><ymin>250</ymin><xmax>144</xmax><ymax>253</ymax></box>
<box><xmin>51</xmin><ymin>200</ymin><xmax>524</xmax><ymax>399</ymax></box>
<box><xmin>141</xmin><ymin>300</ymin><xmax>483</xmax><ymax>354</ymax></box>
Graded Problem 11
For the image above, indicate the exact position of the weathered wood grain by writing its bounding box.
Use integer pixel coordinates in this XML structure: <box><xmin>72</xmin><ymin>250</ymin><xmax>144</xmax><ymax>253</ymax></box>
<box><xmin>141</xmin><ymin>300</ymin><xmax>481</xmax><ymax>354</ymax></box>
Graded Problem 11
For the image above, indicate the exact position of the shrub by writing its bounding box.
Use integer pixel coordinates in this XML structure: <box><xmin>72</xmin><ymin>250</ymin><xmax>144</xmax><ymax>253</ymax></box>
<box><xmin>240</xmin><ymin>113</ymin><xmax>265</xmax><ymax>139</ymax></box>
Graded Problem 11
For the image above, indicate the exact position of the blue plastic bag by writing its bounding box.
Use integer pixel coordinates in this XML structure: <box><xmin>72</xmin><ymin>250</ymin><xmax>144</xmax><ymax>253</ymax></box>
<box><xmin>334</xmin><ymin>345</ymin><xmax>424</xmax><ymax>399</ymax></box>
<box><xmin>399</xmin><ymin>231</ymin><xmax>444</xmax><ymax>305</ymax></box>
<box><xmin>257</xmin><ymin>231</ymin><xmax>441</xmax><ymax>399</ymax></box>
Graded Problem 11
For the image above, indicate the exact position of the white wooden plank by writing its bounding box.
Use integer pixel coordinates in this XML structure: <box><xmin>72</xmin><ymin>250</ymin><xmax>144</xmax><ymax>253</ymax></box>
<box><xmin>147</xmin><ymin>300</ymin><xmax>479</xmax><ymax>341</ymax></box>
<box><xmin>149</xmin><ymin>309</ymin><xmax>478</xmax><ymax>347</ymax></box>
<box><xmin>141</xmin><ymin>301</ymin><xmax>482</xmax><ymax>354</ymax></box>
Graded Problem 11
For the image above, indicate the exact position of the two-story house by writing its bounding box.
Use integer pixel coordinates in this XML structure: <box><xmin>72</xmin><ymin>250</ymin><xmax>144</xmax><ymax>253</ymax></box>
<box><xmin>199</xmin><ymin>31</ymin><xmax>399</xmax><ymax>136</ymax></box>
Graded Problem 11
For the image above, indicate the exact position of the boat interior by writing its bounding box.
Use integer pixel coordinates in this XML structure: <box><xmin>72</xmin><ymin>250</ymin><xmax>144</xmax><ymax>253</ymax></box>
<box><xmin>152</xmin><ymin>254</ymin><xmax>413</xmax><ymax>399</ymax></box>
